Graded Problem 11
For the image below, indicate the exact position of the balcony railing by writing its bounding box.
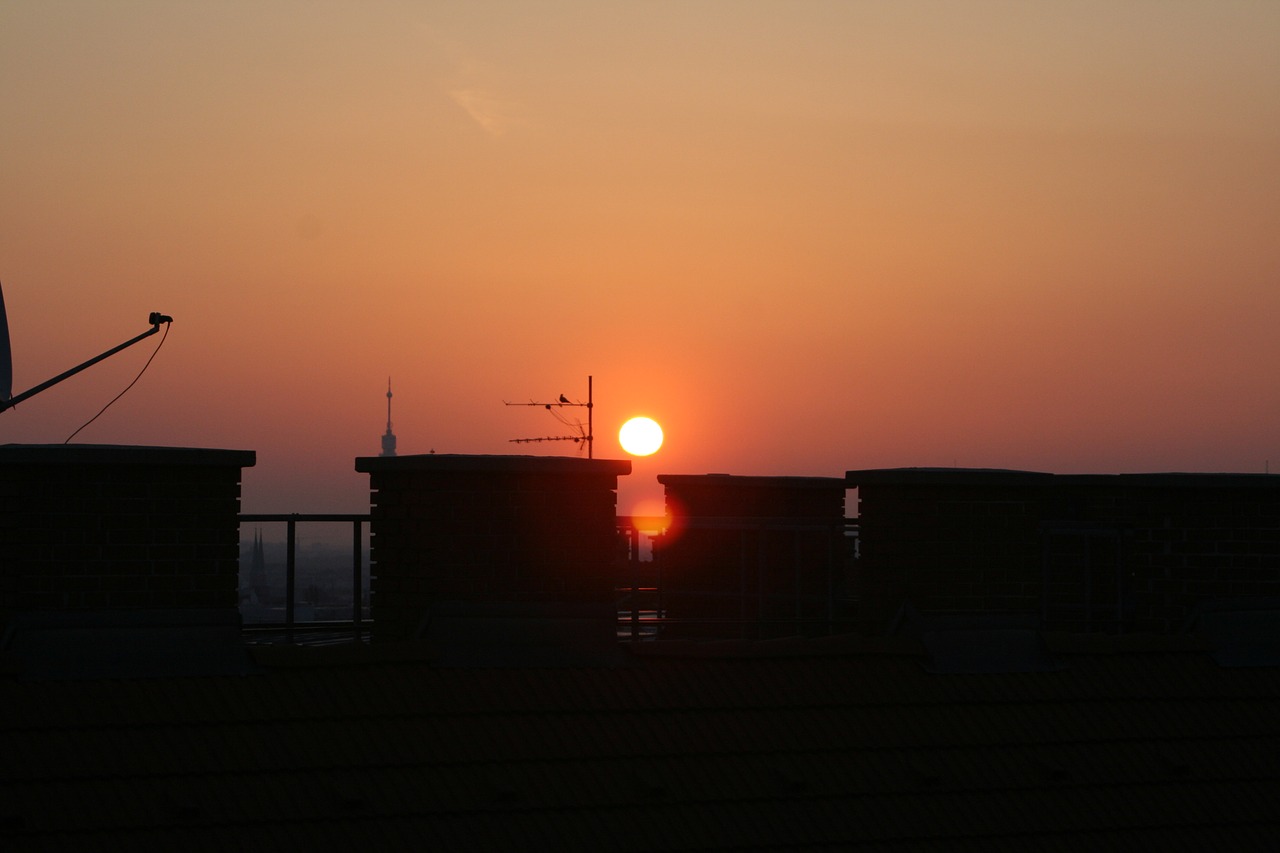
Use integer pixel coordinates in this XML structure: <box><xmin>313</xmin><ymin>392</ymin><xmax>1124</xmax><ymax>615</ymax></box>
<box><xmin>238</xmin><ymin>514</ymin><xmax>858</xmax><ymax>643</ymax></box>
<box><xmin>238</xmin><ymin>513</ymin><xmax>370</xmax><ymax>643</ymax></box>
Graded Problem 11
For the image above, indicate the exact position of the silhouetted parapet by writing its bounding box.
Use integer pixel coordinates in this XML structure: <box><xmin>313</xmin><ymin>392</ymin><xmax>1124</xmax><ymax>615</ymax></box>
<box><xmin>0</xmin><ymin>444</ymin><xmax>256</xmax><ymax>677</ymax></box>
<box><xmin>845</xmin><ymin>468</ymin><xmax>1052</xmax><ymax>635</ymax></box>
<box><xmin>653</xmin><ymin>474</ymin><xmax>848</xmax><ymax>640</ymax></box>
<box><xmin>354</xmin><ymin>454</ymin><xmax>631</xmax><ymax>652</ymax></box>
<box><xmin>846</xmin><ymin>467</ymin><xmax>1280</xmax><ymax>636</ymax></box>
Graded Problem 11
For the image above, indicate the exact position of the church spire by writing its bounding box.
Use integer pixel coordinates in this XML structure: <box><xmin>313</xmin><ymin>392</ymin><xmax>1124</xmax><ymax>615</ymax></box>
<box><xmin>247</xmin><ymin>528</ymin><xmax>268</xmax><ymax>605</ymax></box>
<box><xmin>380</xmin><ymin>377</ymin><xmax>397</xmax><ymax>457</ymax></box>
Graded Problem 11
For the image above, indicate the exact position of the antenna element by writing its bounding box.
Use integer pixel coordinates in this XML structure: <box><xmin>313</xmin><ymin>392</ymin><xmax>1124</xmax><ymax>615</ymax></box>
<box><xmin>504</xmin><ymin>375</ymin><xmax>594</xmax><ymax>458</ymax></box>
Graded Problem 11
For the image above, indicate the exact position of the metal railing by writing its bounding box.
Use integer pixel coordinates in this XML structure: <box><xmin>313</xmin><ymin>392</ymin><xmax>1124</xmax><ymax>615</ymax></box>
<box><xmin>238</xmin><ymin>513</ymin><xmax>370</xmax><ymax>642</ymax></box>
<box><xmin>237</xmin><ymin>513</ymin><xmax>859</xmax><ymax>644</ymax></box>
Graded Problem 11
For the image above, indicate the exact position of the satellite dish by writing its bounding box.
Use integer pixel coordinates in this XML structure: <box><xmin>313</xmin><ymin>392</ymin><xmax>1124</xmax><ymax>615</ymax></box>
<box><xmin>0</xmin><ymin>281</ymin><xmax>12</xmax><ymax>402</ymax></box>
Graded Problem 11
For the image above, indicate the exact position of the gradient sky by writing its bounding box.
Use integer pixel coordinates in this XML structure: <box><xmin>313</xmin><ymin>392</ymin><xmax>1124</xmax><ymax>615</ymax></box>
<box><xmin>2</xmin><ymin>0</ymin><xmax>1278</xmax><ymax>517</ymax></box>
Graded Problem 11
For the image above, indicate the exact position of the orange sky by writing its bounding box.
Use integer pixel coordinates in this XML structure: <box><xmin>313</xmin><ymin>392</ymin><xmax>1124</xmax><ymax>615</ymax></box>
<box><xmin>2</xmin><ymin>1</ymin><xmax>1278</xmax><ymax>516</ymax></box>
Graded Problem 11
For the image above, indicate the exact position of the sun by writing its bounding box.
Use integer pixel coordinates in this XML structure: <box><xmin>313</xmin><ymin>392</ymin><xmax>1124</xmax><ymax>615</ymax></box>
<box><xmin>619</xmin><ymin>417</ymin><xmax>664</xmax><ymax>456</ymax></box>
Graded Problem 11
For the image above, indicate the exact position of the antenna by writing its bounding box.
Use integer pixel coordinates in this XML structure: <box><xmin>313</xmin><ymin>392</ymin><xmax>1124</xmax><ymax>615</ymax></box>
<box><xmin>504</xmin><ymin>374</ymin><xmax>594</xmax><ymax>458</ymax></box>
<box><xmin>0</xmin><ymin>292</ymin><xmax>173</xmax><ymax>414</ymax></box>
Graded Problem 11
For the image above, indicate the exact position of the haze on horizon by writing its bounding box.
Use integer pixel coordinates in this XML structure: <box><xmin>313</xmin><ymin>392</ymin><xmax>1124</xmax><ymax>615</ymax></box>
<box><xmin>2</xmin><ymin>0</ymin><xmax>1278</xmax><ymax>517</ymax></box>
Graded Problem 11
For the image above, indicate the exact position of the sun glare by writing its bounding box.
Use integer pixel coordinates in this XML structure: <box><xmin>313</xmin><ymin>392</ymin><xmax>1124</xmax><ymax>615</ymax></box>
<box><xmin>619</xmin><ymin>417</ymin><xmax>663</xmax><ymax>456</ymax></box>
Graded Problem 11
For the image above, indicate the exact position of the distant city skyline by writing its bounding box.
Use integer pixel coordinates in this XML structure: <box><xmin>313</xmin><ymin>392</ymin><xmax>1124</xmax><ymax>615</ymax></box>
<box><xmin>2</xmin><ymin>1</ymin><xmax>1277</xmax><ymax>518</ymax></box>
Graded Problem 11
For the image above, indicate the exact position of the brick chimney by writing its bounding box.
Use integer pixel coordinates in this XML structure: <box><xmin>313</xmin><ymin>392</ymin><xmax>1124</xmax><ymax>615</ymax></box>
<box><xmin>354</xmin><ymin>454</ymin><xmax>631</xmax><ymax>664</ymax></box>
<box><xmin>654</xmin><ymin>474</ymin><xmax>848</xmax><ymax>639</ymax></box>
<box><xmin>846</xmin><ymin>468</ymin><xmax>1280</xmax><ymax>636</ymax></box>
<box><xmin>0</xmin><ymin>444</ymin><xmax>256</xmax><ymax>677</ymax></box>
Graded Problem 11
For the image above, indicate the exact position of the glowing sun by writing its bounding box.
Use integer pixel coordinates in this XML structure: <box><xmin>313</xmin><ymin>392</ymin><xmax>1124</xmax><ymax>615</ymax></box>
<box><xmin>619</xmin><ymin>417</ymin><xmax>664</xmax><ymax>456</ymax></box>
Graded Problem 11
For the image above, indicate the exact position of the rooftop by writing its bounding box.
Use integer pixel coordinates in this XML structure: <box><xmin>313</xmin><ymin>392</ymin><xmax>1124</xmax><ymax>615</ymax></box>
<box><xmin>3</xmin><ymin>449</ymin><xmax>1279</xmax><ymax>848</ymax></box>
<box><xmin>4</xmin><ymin>630</ymin><xmax>1279</xmax><ymax>850</ymax></box>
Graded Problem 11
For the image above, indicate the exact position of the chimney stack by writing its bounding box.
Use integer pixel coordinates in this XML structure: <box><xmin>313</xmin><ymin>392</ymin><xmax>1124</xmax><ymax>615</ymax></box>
<box><xmin>354</xmin><ymin>453</ymin><xmax>631</xmax><ymax>664</ymax></box>
<box><xmin>0</xmin><ymin>444</ymin><xmax>256</xmax><ymax>677</ymax></box>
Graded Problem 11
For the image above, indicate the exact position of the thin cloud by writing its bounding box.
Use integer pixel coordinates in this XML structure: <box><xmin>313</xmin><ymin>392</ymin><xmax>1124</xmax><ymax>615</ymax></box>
<box><xmin>419</xmin><ymin>24</ymin><xmax>527</xmax><ymax>138</ymax></box>
<box><xmin>449</xmin><ymin>87</ymin><xmax>521</xmax><ymax>136</ymax></box>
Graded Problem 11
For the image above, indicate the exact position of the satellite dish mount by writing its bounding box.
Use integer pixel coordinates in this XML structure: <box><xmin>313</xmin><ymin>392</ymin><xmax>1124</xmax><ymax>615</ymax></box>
<box><xmin>0</xmin><ymin>298</ymin><xmax>173</xmax><ymax>414</ymax></box>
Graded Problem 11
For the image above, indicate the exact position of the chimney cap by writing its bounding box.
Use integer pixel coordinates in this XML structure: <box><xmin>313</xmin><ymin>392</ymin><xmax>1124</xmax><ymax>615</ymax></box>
<box><xmin>0</xmin><ymin>444</ymin><xmax>256</xmax><ymax>468</ymax></box>
<box><xmin>356</xmin><ymin>453</ymin><xmax>630</xmax><ymax>476</ymax></box>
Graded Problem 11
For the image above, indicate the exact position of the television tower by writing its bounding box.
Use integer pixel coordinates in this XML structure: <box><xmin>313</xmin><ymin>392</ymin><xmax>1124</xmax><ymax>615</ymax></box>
<box><xmin>380</xmin><ymin>377</ymin><xmax>397</xmax><ymax>457</ymax></box>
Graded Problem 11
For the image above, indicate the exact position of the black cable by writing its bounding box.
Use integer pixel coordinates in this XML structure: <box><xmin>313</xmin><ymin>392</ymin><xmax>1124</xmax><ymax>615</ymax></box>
<box><xmin>65</xmin><ymin>321</ymin><xmax>170</xmax><ymax>443</ymax></box>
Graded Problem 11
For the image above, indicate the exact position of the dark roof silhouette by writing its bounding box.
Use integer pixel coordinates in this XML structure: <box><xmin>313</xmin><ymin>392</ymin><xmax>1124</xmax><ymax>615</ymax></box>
<box><xmin>3</xmin><ymin>631</ymin><xmax>1279</xmax><ymax>850</ymax></box>
<box><xmin>5</xmin><ymin>450</ymin><xmax>1280</xmax><ymax>848</ymax></box>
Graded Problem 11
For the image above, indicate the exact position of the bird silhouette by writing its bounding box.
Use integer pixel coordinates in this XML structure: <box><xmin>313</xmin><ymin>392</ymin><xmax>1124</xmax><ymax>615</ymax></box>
<box><xmin>559</xmin><ymin>394</ymin><xmax>570</xmax><ymax>404</ymax></box>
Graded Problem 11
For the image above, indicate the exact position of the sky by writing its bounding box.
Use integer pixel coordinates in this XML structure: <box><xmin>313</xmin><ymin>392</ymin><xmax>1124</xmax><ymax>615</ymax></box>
<box><xmin>2</xmin><ymin>0</ymin><xmax>1278</xmax><ymax>518</ymax></box>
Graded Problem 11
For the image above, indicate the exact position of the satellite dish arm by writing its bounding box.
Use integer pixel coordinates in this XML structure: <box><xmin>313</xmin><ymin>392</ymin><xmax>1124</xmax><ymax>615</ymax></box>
<box><xmin>0</xmin><ymin>314</ymin><xmax>172</xmax><ymax>413</ymax></box>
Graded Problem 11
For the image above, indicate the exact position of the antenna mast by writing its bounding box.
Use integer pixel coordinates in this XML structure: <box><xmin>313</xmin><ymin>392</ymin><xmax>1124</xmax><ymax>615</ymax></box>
<box><xmin>504</xmin><ymin>374</ymin><xmax>594</xmax><ymax>458</ymax></box>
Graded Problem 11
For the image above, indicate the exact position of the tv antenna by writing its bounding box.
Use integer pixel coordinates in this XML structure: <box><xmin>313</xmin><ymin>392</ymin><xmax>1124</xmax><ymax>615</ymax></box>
<box><xmin>504</xmin><ymin>374</ymin><xmax>594</xmax><ymax>458</ymax></box>
<box><xmin>0</xmin><ymin>280</ymin><xmax>173</xmax><ymax>415</ymax></box>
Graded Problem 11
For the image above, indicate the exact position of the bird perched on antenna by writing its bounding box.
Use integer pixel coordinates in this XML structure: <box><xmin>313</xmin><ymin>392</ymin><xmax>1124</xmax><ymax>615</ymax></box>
<box><xmin>559</xmin><ymin>394</ymin><xmax>570</xmax><ymax>404</ymax></box>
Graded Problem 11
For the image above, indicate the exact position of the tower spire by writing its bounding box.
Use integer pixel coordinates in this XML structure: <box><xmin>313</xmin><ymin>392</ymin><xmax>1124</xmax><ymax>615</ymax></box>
<box><xmin>380</xmin><ymin>377</ymin><xmax>397</xmax><ymax>457</ymax></box>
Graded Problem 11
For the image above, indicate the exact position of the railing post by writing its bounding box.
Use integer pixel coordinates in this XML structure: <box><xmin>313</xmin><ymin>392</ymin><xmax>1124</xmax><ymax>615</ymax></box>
<box><xmin>630</xmin><ymin>525</ymin><xmax>641</xmax><ymax>641</ymax></box>
<box><xmin>352</xmin><ymin>519</ymin><xmax>363</xmax><ymax>640</ymax></box>
<box><xmin>285</xmin><ymin>516</ymin><xmax>297</xmax><ymax>642</ymax></box>
<box><xmin>657</xmin><ymin>547</ymin><xmax>664</xmax><ymax>636</ymax></box>
<box><xmin>740</xmin><ymin>529</ymin><xmax>748</xmax><ymax>640</ymax></box>
<box><xmin>828</xmin><ymin>522</ymin><xmax>836</xmax><ymax>636</ymax></box>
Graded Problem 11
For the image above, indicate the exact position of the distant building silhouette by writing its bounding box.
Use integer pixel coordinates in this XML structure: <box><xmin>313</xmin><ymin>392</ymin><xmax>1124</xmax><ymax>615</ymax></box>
<box><xmin>246</xmin><ymin>528</ymin><xmax>269</xmax><ymax>606</ymax></box>
<box><xmin>380</xmin><ymin>377</ymin><xmax>397</xmax><ymax>457</ymax></box>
